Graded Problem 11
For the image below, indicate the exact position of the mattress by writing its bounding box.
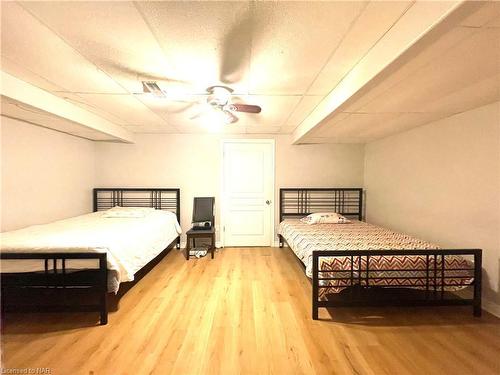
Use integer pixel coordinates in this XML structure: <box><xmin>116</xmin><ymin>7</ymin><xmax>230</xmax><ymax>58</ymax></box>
<box><xmin>278</xmin><ymin>219</ymin><xmax>474</xmax><ymax>298</ymax></box>
<box><xmin>0</xmin><ymin>210</ymin><xmax>182</xmax><ymax>293</ymax></box>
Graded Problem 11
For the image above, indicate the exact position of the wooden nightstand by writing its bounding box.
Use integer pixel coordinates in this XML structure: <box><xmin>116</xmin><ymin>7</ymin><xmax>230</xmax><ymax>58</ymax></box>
<box><xmin>185</xmin><ymin>228</ymin><xmax>215</xmax><ymax>260</ymax></box>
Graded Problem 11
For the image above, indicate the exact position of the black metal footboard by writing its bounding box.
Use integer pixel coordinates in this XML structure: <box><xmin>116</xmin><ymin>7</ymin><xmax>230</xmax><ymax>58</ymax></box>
<box><xmin>1</xmin><ymin>252</ymin><xmax>108</xmax><ymax>325</ymax></box>
<box><xmin>312</xmin><ymin>249</ymin><xmax>482</xmax><ymax>320</ymax></box>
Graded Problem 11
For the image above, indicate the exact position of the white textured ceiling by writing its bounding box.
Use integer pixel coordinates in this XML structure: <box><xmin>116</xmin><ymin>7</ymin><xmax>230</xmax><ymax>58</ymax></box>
<box><xmin>301</xmin><ymin>1</ymin><xmax>500</xmax><ymax>143</ymax></box>
<box><xmin>0</xmin><ymin>0</ymin><xmax>408</xmax><ymax>136</ymax></box>
<box><xmin>1</xmin><ymin>1</ymin><xmax>498</xmax><ymax>142</ymax></box>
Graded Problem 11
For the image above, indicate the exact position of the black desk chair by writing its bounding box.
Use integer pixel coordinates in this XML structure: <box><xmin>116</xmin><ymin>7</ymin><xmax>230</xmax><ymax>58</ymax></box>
<box><xmin>185</xmin><ymin>197</ymin><xmax>215</xmax><ymax>260</ymax></box>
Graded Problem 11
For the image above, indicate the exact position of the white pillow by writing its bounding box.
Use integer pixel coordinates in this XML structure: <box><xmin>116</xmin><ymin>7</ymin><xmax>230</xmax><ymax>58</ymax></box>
<box><xmin>108</xmin><ymin>206</ymin><xmax>155</xmax><ymax>213</ymax></box>
<box><xmin>102</xmin><ymin>210</ymin><xmax>145</xmax><ymax>218</ymax></box>
<box><xmin>102</xmin><ymin>206</ymin><xmax>154</xmax><ymax>218</ymax></box>
<box><xmin>300</xmin><ymin>212</ymin><xmax>350</xmax><ymax>225</ymax></box>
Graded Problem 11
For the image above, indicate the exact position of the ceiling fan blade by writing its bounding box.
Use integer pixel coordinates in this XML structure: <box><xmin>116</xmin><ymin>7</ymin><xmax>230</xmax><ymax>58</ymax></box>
<box><xmin>165</xmin><ymin>102</ymin><xmax>197</xmax><ymax>114</ymax></box>
<box><xmin>189</xmin><ymin>106</ymin><xmax>206</xmax><ymax>120</ymax></box>
<box><xmin>219</xmin><ymin>7</ymin><xmax>254</xmax><ymax>84</ymax></box>
<box><xmin>132</xmin><ymin>92</ymin><xmax>197</xmax><ymax>105</ymax></box>
<box><xmin>230</xmin><ymin>103</ymin><xmax>262</xmax><ymax>114</ymax></box>
<box><xmin>101</xmin><ymin>60</ymin><xmax>189</xmax><ymax>86</ymax></box>
<box><xmin>189</xmin><ymin>111</ymin><xmax>203</xmax><ymax>120</ymax></box>
<box><xmin>189</xmin><ymin>103</ymin><xmax>212</xmax><ymax>120</ymax></box>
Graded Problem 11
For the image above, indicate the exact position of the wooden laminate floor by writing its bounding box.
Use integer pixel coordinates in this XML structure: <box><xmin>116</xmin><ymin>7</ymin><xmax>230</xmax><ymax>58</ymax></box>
<box><xmin>1</xmin><ymin>247</ymin><xmax>500</xmax><ymax>375</ymax></box>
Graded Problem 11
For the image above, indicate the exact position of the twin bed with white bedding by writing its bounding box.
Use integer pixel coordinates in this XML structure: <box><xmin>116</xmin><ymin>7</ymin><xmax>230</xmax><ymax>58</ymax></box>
<box><xmin>1</xmin><ymin>207</ymin><xmax>181</xmax><ymax>293</ymax></box>
<box><xmin>0</xmin><ymin>188</ymin><xmax>181</xmax><ymax>325</ymax></box>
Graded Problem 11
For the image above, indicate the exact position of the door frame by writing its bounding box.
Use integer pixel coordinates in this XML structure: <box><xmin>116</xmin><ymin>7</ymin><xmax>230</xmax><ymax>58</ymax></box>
<box><xmin>220</xmin><ymin>138</ymin><xmax>276</xmax><ymax>248</ymax></box>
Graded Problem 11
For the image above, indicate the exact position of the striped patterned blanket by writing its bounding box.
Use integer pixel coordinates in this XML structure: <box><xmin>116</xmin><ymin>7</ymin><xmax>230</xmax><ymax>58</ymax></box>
<box><xmin>278</xmin><ymin>219</ymin><xmax>473</xmax><ymax>298</ymax></box>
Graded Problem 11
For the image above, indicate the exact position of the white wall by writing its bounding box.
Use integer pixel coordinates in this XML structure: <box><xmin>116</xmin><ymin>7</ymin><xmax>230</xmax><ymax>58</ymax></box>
<box><xmin>4</xmin><ymin>101</ymin><xmax>498</xmax><ymax>315</ymax></box>
<box><xmin>94</xmin><ymin>134</ymin><xmax>365</xmax><ymax>244</ymax></box>
<box><xmin>364</xmin><ymin>101</ymin><xmax>500</xmax><ymax>315</ymax></box>
<box><xmin>1</xmin><ymin>116</ymin><xmax>95</xmax><ymax>231</ymax></box>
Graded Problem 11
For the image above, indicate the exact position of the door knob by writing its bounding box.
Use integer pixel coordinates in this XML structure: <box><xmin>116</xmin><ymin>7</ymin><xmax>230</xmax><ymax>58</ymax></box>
<box><xmin>266</xmin><ymin>200</ymin><xmax>271</xmax><ymax>205</ymax></box>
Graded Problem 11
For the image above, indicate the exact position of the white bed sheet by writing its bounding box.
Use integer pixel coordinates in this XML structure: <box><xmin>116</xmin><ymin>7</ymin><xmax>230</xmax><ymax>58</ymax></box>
<box><xmin>0</xmin><ymin>210</ymin><xmax>182</xmax><ymax>292</ymax></box>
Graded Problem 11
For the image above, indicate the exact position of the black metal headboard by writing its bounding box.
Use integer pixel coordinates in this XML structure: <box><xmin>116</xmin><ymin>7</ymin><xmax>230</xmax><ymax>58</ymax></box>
<box><xmin>93</xmin><ymin>188</ymin><xmax>180</xmax><ymax>223</ymax></box>
<box><xmin>279</xmin><ymin>188</ymin><xmax>363</xmax><ymax>222</ymax></box>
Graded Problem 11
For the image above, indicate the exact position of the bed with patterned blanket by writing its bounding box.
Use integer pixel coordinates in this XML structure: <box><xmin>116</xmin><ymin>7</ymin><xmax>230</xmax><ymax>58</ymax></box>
<box><xmin>278</xmin><ymin>219</ymin><xmax>474</xmax><ymax>299</ymax></box>
<box><xmin>278</xmin><ymin>188</ymin><xmax>482</xmax><ymax>319</ymax></box>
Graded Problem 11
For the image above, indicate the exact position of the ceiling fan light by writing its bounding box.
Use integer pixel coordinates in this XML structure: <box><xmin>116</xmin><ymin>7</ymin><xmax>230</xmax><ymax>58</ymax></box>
<box><xmin>223</xmin><ymin>110</ymin><xmax>238</xmax><ymax>124</ymax></box>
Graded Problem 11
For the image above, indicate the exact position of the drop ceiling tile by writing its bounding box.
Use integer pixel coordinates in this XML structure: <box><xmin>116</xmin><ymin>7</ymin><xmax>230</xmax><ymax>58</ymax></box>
<box><xmin>0</xmin><ymin>59</ymin><xmax>130</xmax><ymax>127</ymax></box>
<box><xmin>167</xmin><ymin>108</ymin><xmax>245</xmax><ymax>132</ymax></box>
<box><xmin>1</xmin><ymin>2</ymin><xmax>125</xmax><ymax>94</ymax></box>
<box><xmin>176</xmin><ymin>123</ymin><xmax>245</xmax><ymax>134</ymax></box>
<box><xmin>74</xmin><ymin>94</ymin><xmax>168</xmax><ymax>126</ymax></box>
<box><xmin>122</xmin><ymin>124</ymin><xmax>176</xmax><ymax>134</ymax></box>
<box><xmin>52</xmin><ymin>93</ymin><xmax>127</xmax><ymax>126</ymax></box>
<box><xmin>135</xmin><ymin>1</ymin><xmax>251</xmax><ymax>95</ymax></box>
<box><xmin>306</xmin><ymin>111</ymin><xmax>351</xmax><ymax>137</ymax></box>
<box><xmin>279</xmin><ymin>126</ymin><xmax>297</xmax><ymax>134</ymax></box>
<box><xmin>306</xmin><ymin>111</ymin><xmax>460</xmax><ymax>143</ymax></box>
<box><xmin>249</xmin><ymin>1</ymin><xmax>367</xmax><ymax>94</ymax></box>
<box><xmin>246</xmin><ymin>126</ymin><xmax>280</xmax><ymax>134</ymax></box>
<box><xmin>167</xmin><ymin>104</ymin><xmax>215</xmax><ymax>128</ymax></box>
<box><xmin>284</xmin><ymin>95</ymin><xmax>323</xmax><ymax>127</ymax></box>
<box><xmin>137</xmin><ymin>94</ymin><xmax>206</xmax><ymax>125</ymax></box>
<box><xmin>233</xmin><ymin>95</ymin><xmax>301</xmax><ymax>127</ymax></box>
<box><xmin>307</xmin><ymin>1</ymin><xmax>411</xmax><ymax>95</ymax></box>
<box><xmin>340</xmin><ymin>26</ymin><xmax>477</xmax><ymax>113</ymax></box>
<box><xmin>420</xmin><ymin>74</ymin><xmax>500</xmax><ymax>114</ymax></box>
<box><xmin>0</xmin><ymin>57</ymin><xmax>63</xmax><ymax>93</ymax></box>
<box><xmin>313</xmin><ymin>112</ymin><xmax>399</xmax><ymax>139</ymax></box>
<box><xmin>486</xmin><ymin>15</ymin><xmax>500</xmax><ymax>28</ymax></box>
<box><xmin>361</xmin><ymin>112</ymin><xmax>449</xmax><ymax>141</ymax></box>
<box><xmin>359</xmin><ymin>27</ymin><xmax>500</xmax><ymax>114</ymax></box>
<box><xmin>458</xmin><ymin>1</ymin><xmax>500</xmax><ymax>28</ymax></box>
<box><xmin>19</xmin><ymin>1</ymin><xmax>176</xmax><ymax>95</ymax></box>
<box><xmin>222</xmin><ymin>125</ymin><xmax>248</xmax><ymax>135</ymax></box>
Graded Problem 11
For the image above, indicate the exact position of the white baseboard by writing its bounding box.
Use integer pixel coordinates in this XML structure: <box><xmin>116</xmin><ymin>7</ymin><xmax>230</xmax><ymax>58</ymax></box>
<box><xmin>483</xmin><ymin>298</ymin><xmax>500</xmax><ymax>318</ymax></box>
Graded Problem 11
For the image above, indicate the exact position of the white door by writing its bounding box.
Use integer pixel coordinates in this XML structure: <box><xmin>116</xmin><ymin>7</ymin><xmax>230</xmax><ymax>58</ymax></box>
<box><xmin>222</xmin><ymin>139</ymin><xmax>274</xmax><ymax>247</ymax></box>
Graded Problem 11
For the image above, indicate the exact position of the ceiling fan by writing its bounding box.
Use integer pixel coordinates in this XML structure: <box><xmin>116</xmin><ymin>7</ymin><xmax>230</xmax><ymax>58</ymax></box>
<box><xmin>141</xmin><ymin>82</ymin><xmax>261</xmax><ymax>124</ymax></box>
<box><xmin>204</xmin><ymin>85</ymin><xmax>261</xmax><ymax>124</ymax></box>
<box><xmin>117</xmin><ymin>6</ymin><xmax>262</xmax><ymax>125</ymax></box>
